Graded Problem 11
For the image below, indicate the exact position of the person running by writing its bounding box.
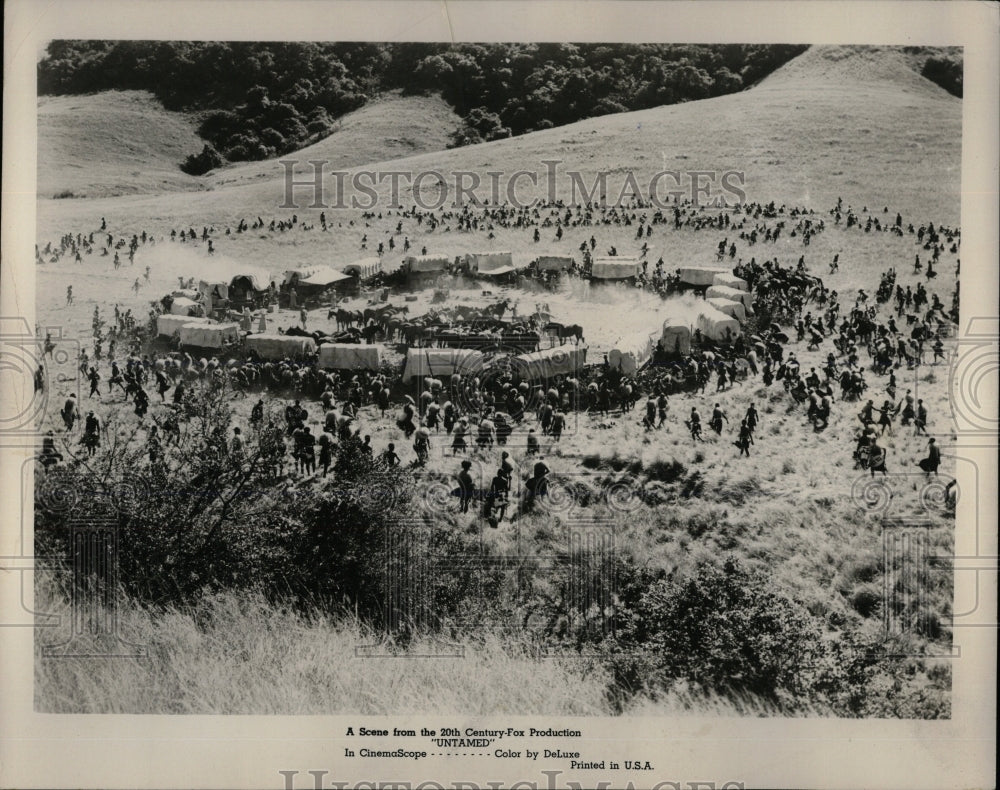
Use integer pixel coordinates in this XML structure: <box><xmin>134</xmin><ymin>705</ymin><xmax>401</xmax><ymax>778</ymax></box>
<box><xmin>484</xmin><ymin>467</ymin><xmax>510</xmax><ymax>526</ymax></box>
<box><xmin>868</xmin><ymin>437</ymin><xmax>888</xmax><ymax>477</ymax></box>
<box><xmin>709</xmin><ymin>403</ymin><xmax>728</xmax><ymax>435</ymax></box>
<box><xmin>914</xmin><ymin>399</ymin><xmax>929</xmax><ymax>436</ymax></box>
<box><xmin>250</xmin><ymin>398</ymin><xmax>265</xmax><ymax>428</ymax></box>
<box><xmin>413</xmin><ymin>422</ymin><xmax>431</xmax><ymax>465</ymax></box>
<box><xmin>230</xmin><ymin>427</ymin><xmax>244</xmax><ymax>459</ymax></box>
<box><xmin>876</xmin><ymin>399</ymin><xmax>896</xmax><ymax>436</ymax></box>
<box><xmin>656</xmin><ymin>392</ymin><xmax>668</xmax><ymax>428</ymax></box>
<box><xmin>155</xmin><ymin>368</ymin><xmax>170</xmax><ymax>402</ymax></box>
<box><xmin>299</xmin><ymin>427</ymin><xmax>316</xmax><ymax>474</ymax></box>
<box><xmin>133</xmin><ymin>386</ymin><xmax>149</xmax><ymax>418</ymax></box>
<box><xmin>451</xmin><ymin>417</ymin><xmax>469</xmax><ymax>454</ymax></box>
<box><xmin>380</xmin><ymin>442</ymin><xmax>400</xmax><ymax>469</ymax></box>
<box><xmin>108</xmin><ymin>361</ymin><xmax>126</xmax><ymax>396</ymax></box>
<box><xmin>61</xmin><ymin>394</ymin><xmax>80</xmax><ymax>431</ymax></box>
<box><xmin>318</xmin><ymin>434</ymin><xmax>334</xmax><ymax>477</ymax></box>
<box><xmin>82</xmin><ymin>411</ymin><xmax>100</xmax><ymax>456</ymax></box>
<box><xmin>918</xmin><ymin>438</ymin><xmax>942</xmax><ymax>477</ymax></box>
<box><xmin>685</xmin><ymin>407</ymin><xmax>702</xmax><ymax>441</ymax></box>
<box><xmin>550</xmin><ymin>409</ymin><xmax>565</xmax><ymax>442</ymax></box>
<box><xmin>456</xmin><ymin>460</ymin><xmax>475</xmax><ymax>514</ymax></box>
<box><xmin>643</xmin><ymin>397</ymin><xmax>657</xmax><ymax>430</ymax></box>
<box><xmin>87</xmin><ymin>366</ymin><xmax>101</xmax><ymax>398</ymax></box>
<box><xmin>735</xmin><ymin>418</ymin><xmax>753</xmax><ymax>457</ymax></box>
<box><xmin>745</xmin><ymin>403</ymin><xmax>759</xmax><ymax>438</ymax></box>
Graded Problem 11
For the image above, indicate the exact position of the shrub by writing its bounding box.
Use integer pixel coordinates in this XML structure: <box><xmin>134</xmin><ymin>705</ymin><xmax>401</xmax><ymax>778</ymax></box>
<box><xmin>180</xmin><ymin>143</ymin><xmax>225</xmax><ymax>176</ymax></box>
<box><xmin>849</xmin><ymin>584</ymin><xmax>882</xmax><ymax>618</ymax></box>
<box><xmin>921</xmin><ymin>56</ymin><xmax>962</xmax><ymax>97</ymax></box>
<box><xmin>610</xmin><ymin>557</ymin><xmax>833</xmax><ymax>707</ymax></box>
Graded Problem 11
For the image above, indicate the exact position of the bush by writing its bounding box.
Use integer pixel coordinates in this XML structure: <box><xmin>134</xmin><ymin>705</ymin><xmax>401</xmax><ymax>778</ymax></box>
<box><xmin>610</xmin><ymin>557</ymin><xmax>833</xmax><ymax>707</ymax></box>
<box><xmin>921</xmin><ymin>56</ymin><xmax>962</xmax><ymax>97</ymax></box>
<box><xmin>849</xmin><ymin>584</ymin><xmax>882</xmax><ymax>618</ymax></box>
<box><xmin>180</xmin><ymin>143</ymin><xmax>225</xmax><ymax>176</ymax></box>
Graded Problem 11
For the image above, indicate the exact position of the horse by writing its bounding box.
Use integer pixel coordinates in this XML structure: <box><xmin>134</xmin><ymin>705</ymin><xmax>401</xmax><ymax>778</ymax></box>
<box><xmin>484</xmin><ymin>298</ymin><xmax>512</xmax><ymax>320</ymax></box>
<box><xmin>543</xmin><ymin>322</ymin><xmax>584</xmax><ymax>345</ymax></box>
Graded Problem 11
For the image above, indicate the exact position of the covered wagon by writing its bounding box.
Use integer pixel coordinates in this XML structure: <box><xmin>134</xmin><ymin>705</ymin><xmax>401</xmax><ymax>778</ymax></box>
<box><xmin>608</xmin><ymin>332</ymin><xmax>658</xmax><ymax>376</ymax></box>
<box><xmin>707</xmin><ymin>297</ymin><xmax>747</xmax><ymax>323</ymax></box>
<box><xmin>318</xmin><ymin>343</ymin><xmax>383</xmax><ymax>371</ymax></box>
<box><xmin>178</xmin><ymin>322</ymin><xmax>240</xmax><ymax>350</ymax></box>
<box><xmin>535</xmin><ymin>255</ymin><xmax>575</xmax><ymax>272</ymax></box>
<box><xmin>712</xmin><ymin>272</ymin><xmax>748</xmax><ymax>291</ymax></box>
<box><xmin>168</xmin><ymin>297</ymin><xmax>206</xmax><ymax>317</ymax></box>
<box><xmin>298</xmin><ymin>267</ymin><xmax>351</xmax><ymax>290</ymax></box>
<box><xmin>283</xmin><ymin>265</ymin><xmax>328</xmax><ymax>286</ymax></box>
<box><xmin>401</xmin><ymin>348</ymin><xmax>486</xmax><ymax>382</ymax></box>
<box><xmin>591</xmin><ymin>257</ymin><xmax>640</xmax><ymax>280</ymax></box>
<box><xmin>245</xmin><ymin>333</ymin><xmax>317</xmax><ymax>360</ymax></box>
<box><xmin>661</xmin><ymin>319</ymin><xmax>692</xmax><ymax>356</ymax></box>
<box><xmin>200</xmin><ymin>265</ymin><xmax>273</xmax><ymax>310</ymax></box>
<box><xmin>706</xmin><ymin>284</ymin><xmax>754</xmax><ymax>312</ymax></box>
<box><xmin>678</xmin><ymin>266</ymin><xmax>728</xmax><ymax>287</ymax></box>
<box><xmin>465</xmin><ymin>251</ymin><xmax>515</xmax><ymax>277</ymax></box>
<box><xmin>340</xmin><ymin>257</ymin><xmax>382</xmax><ymax>282</ymax></box>
<box><xmin>157</xmin><ymin>314</ymin><xmax>210</xmax><ymax>337</ymax></box>
<box><xmin>404</xmin><ymin>255</ymin><xmax>450</xmax><ymax>274</ymax></box>
<box><xmin>513</xmin><ymin>345</ymin><xmax>588</xmax><ymax>381</ymax></box>
<box><xmin>696</xmin><ymin>307</ymin><xmax>740</xmax><ymax>343</ymax></box>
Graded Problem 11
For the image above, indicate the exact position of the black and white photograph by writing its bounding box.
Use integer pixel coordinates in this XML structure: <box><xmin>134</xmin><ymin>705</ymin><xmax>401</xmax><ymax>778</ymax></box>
<box><xmin>1</xmin><ymin>2</ymin><xmax>996</xmax><ymax>788</ymax></box>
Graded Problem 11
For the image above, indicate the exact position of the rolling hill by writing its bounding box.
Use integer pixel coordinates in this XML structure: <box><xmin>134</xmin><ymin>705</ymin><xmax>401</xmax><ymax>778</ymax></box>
<box><xmin>207</xmin><ymin>92</ymin><xmax>462</xmax><ymax>189</ymax></box>
<box><xmin>37</xmin><ymin>44</ymin><xmax>961</xmax><ymax>240</ymax></box>
<box><xmin>36</xmin><ymin>90</ymin><xmax>463</xmax><ymax>201</ymax></box>
<box><xmin>37</xmin><ymin>90</ymin><xmax>208</xmax><ymax>199</ymax></box>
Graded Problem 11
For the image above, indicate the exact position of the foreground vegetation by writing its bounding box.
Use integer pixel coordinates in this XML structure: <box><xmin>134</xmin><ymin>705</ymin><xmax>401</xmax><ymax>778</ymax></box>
<box><xmin>36</xmin><ymin>385</ymin><xmax>952</xmax><ymax>717</ymax></box>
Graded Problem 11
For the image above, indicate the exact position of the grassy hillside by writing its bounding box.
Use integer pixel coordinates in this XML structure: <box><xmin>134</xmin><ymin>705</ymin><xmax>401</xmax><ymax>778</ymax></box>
<box><xmin>36</xmin><ymin>90</ymin><xmax>462</xmax><ymax>200</ymax></box>
<box><xmin>209</xmin><ymin>93</ymin><xmax>462</xmax><ymax>189</ymax></box>
<box><xmin>37</xmin><ymin>90</ymin><xmax>208</xmax><ymax>199</ymax></box>
<box><xmin>37</xmin><ymin>45</ymin><xmax>961</xmax><ymax>240</ymax></box>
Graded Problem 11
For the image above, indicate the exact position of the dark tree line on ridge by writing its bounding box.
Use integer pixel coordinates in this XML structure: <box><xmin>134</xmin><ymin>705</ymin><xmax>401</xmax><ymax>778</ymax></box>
<box><xmin>40</xmin><ymin>42</ymin><xmax>819</xmax><ymax>172</ymax></box>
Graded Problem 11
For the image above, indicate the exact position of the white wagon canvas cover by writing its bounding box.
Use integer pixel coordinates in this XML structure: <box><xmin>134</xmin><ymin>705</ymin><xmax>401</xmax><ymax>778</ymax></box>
<box><xmin>535</xmin><ymin>255</ymin><xmax>575</xmax><ymax>272</ymax></box>
<box><xmin>318</xmin><ymin>343</ymin><xmax>383</xmax><ymax>371</ymax></box>
<box><xmin>405</xmin><ymin>255</ymin><xmax>450</xmax><ymax>273</ymax></box>
<box><xmin>706</xmin><ymin>284</ymin><xmax>754</xmax><ymax>311</ymax></box>
<box><xmin>696</xmin><ymin>306</ymin><xmax>740</xmax><ymax>342</ymax></box>
<box><xmin>402</xmin><ymin>348</ymin><xmax>486</xmax><ymax>381</ymax></box>
<box><xmin>712</xmin><ymin>272</ymin><xmax>748</xmax><ymax>291</ymax></box>
<box><xmin>157</xmin><ymin>314</ymin><xmax>210</xmax><ymax>337</ymax></box>
<box><xmin>707</xmin><ymin>297</ymin><xmax>747</xmax><ymax>322</ymax></box>
<box><xmin>168</xmin><ymin>297</ymin><xmax>205</xmax><ymax>316</ymax></box>
<box><xmin>465</xmin><ymin>251</ymin><xmax>515</xmax><ymax>276</ymax></box>
<box><xmin>178</xmin><ymin>322</ymin><xmax>240</xmax><ymax>349</ymax></box>
<box><xmin>608</xmin><ymin>331</ymin><xmax>659</xmax><ymax>375</ymax></box>
<box><xmin>591</xmin><ymin>257</ymin><xmax>640</xmax><ymax>279</ymax></box>
<box><xmin>341</xmin><ymin>258</ymin><xmax>382</xmax><ymax>280</ymax></box>
<box><xmin>661</xmin><ymin>319</ymin><xmax>692</xmax><ymax>355</ymax></box>
<box><xmin>513</xmin><ymin>345</ymin><xmax>588</xmax><ymax>380</ymax></box>
<box><xmin>245</xmin><ymin>333</ymin><xmax>317</xmax><ymax>360</ymax></box>
<box><xmin>678</xmin><ymin>266</ymin><xmax>728</xmax><ymax>286</ymax></box>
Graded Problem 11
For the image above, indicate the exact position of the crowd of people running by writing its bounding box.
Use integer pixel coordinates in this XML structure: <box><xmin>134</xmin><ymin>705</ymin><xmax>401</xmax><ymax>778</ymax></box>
<box><xmin>38</xmin><ymin>195</ymin><xmax>958</xmax><ymax>521</ymax></box>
